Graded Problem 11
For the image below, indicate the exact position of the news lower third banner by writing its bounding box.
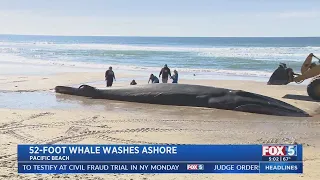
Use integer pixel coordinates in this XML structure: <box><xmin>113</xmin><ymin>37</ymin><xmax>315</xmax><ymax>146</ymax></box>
<box><xmin>17</xmin><ymin>145</ymin><xmax>303</xmax><ymax>174</ymax></box>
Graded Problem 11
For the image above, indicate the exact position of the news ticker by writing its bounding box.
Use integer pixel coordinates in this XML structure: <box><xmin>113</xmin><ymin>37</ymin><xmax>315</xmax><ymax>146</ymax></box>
<box><xmin>17</xmin><ymin>144</ymin><xmax>303</xmax><ymax>174</ymax></box>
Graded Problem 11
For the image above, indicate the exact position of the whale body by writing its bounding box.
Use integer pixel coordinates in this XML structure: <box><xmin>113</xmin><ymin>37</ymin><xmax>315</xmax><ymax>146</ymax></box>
<box><xmin>55</xmin><ymin>84</ymin><xmax>310</xmax><ymax>117</ymax></box>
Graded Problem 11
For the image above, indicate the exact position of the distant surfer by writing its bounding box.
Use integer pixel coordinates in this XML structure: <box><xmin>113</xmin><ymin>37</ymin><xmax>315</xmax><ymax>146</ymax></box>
<box><xmin>148</xmin><ymin>74</ymin><xmax>159</xmax><ymax>84</ymax></box>
<box><xmin>159</xmin><ymin>64</ymin><xmax>172</xmax><ymax>83</ymax></box>
<box><xmin>105</xmin><ymin>66</ymin><xmax>116</xmax><ymax>87</ymax></box>
<box><xmin>171</xmin><ymin>70</ymin><xmax>178</xmax><ymax>83</ymax></box>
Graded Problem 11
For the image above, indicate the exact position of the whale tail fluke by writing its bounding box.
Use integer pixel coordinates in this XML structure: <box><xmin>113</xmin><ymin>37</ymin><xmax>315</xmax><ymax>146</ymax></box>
<box><xmin>55</xmin><ymin>86</ymin><xmax>76</xmax><ymax>95</ymax></box>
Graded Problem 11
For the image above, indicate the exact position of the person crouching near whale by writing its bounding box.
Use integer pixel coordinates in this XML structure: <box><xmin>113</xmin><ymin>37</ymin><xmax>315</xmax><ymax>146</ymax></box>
<box><xmin>130</xmin><ymin>80</ymin><xmax>137</xmax><ymax>85</ymax></box>
<box><xmin>105</xmin><ymin>66</ymin><xmax>116</xmax><ymax>87</ymax></box>
<box><xmin>171</xmin><ymin>70</ymin><xmax>178</xmax><ymax>83</ymax></box>
<box><xmin>148</xmin><ymin>74</ymin><xmax>159</xmax><ymax>84</ymax></box>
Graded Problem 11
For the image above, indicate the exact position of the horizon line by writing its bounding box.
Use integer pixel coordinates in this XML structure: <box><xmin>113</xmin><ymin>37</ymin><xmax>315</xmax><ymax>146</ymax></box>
<box><xmin>0</xmin><ymin>33</ymin><xmax>319</xmax><ymax>38</ymax></box>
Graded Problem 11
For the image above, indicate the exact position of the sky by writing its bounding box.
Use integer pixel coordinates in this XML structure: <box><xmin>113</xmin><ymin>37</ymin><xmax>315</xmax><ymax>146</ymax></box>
<box><xmin>0</xmin><ymin>0</ymin><xmax>319</xmax><ymax>37</ymax></box>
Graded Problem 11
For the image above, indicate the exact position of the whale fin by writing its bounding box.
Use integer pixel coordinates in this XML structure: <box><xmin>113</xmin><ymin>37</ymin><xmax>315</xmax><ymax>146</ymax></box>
<box><xmin>79</xmin><ymin>84</ymin><xmax>96</xmax><ymax>90</ymax></box>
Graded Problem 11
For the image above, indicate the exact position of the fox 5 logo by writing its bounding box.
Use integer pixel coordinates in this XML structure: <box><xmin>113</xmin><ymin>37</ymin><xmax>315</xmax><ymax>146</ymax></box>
<box><xmin>187</xmin><ymin>164</ymin><xmax>204</xmax><ymax>170</ymax></box>
<box><xmin>262</xmin><ymin>145</ymin><xmax>297</xmax><ymax>156</ymax></box>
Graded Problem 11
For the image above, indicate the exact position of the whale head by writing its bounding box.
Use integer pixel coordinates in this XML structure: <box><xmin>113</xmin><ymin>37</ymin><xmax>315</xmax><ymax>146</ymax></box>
<box><xmin>208</xmin><ymin>90</ymin><xmax>310</xmax><ymax>117</ymax></box>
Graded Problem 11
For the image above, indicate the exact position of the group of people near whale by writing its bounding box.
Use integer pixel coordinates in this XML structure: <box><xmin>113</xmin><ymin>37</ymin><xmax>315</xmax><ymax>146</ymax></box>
<box><xmin>105</xmin><ymin>64</ymin><xmax>179</xmax><ymax>87</ymax></box>
<box><xmin>54</xmin><ymin>54</ymin><xmax>316</xmax><ymax>117</ymax></box>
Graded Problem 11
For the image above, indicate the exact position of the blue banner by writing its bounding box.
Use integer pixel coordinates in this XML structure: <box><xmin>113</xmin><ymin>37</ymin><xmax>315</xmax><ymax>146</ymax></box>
<box><xmin>17</xmin><ymin>162</ymin><xmax>302</xmax><ymax>174</ymax></box>
<box><xmin>17</xmin><ymin>144</ymin><xmax>303</xmax><ymax>174</ymax></box>
<box><xmin>18</xmin><ymin>144</ymin><xmax>303</xmax><ymax>162</ymax></box>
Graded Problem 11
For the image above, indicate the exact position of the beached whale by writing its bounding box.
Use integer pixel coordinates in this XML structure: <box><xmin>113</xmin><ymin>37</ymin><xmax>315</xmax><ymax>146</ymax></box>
<box><xmin>55</xmin><ymin>84</ymin><xmax>310</xmax><ymax>117</ymax></box>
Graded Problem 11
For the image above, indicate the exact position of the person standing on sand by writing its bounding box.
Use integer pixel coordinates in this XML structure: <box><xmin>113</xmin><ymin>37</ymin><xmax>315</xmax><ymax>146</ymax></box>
<box><xmin>159</xmin><ymin>64</ymin><xmax>171</xmax><ymax>83</ymax></box>
<box><xmin>105</xmin><ymin>66</ymin><xmax>116</xmax><ymax>87</ymax></box>
<box><xmin>171</xmin><ymin>70</ymin><xmax>178</xmax><ymax>83</ymax></box>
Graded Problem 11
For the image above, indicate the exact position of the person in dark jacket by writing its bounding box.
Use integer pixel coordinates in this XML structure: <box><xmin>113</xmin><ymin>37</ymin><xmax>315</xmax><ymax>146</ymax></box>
<box><xmin>148</xmin><ymin>74</ymin><xmax>159</xmax><ymax>83</ymax></box>
<box><xmin>130</xmin><ymin>80</ymin><xmax>137</xmax><ymax>85</ymax></box>
<box><xmin>105</xmin><ymin>66</ymin><xmax>116</xmax><ymax>87</ymax></box>
<box><xmin>159</xmin><ymin>64</ymin><xmax>171</xmax><ymax>83</ymax></box>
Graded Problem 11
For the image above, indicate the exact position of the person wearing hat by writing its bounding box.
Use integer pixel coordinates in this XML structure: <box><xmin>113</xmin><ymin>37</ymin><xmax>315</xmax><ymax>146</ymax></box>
<box><xmin>105</xmin><ymin>66</ymin><xmax>116</xmax><ymax>87</ymax></box>
<box><xmin>159</xmin><ymin>64</ymin><xmax>171</xmax><ymax>83</ymax></box>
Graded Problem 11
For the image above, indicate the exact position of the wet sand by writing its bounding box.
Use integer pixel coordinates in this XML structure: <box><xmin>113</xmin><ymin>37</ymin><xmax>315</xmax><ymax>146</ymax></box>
<box><xmin>0</xmin><ymin>72</ymin><xmax>319</xmax><ymax>180</ymax></box>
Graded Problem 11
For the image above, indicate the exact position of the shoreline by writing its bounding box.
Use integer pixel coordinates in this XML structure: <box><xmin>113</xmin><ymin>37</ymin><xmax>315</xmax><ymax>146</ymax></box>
<box><xmin>0</xmin><ymin>60</ymin><xmax>312</xmax><ymax>86</ymax></box>
<box><xmin>0</xmin><ymin>60</ymin><xmax>272</xmax><ymax>80</ymax></box>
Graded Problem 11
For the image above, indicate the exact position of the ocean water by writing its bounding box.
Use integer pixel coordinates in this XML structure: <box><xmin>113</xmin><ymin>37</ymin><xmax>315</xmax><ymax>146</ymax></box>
<box><xmin>0</xmin><ymin>35</ymin><xmax>319</xmax><ymax>80</ymax></box>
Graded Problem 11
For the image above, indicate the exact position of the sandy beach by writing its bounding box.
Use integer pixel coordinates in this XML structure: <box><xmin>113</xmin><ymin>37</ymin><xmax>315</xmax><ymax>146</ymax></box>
<box><xmin>0</xmin><ymin>68</ymin><xmax>319</xmax><ymax>180</ymax></box>
<box><xmin>1</xmin><ymin>0</ymin><xmax>320</xmax><ymax>178</ymax></box>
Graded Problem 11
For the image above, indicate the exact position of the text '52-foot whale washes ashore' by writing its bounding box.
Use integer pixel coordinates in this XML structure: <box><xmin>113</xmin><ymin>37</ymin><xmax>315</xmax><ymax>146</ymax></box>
<box><xmin>0</xmin><ymin>0</ymin><xmax>320</xmax><ymax>180</ymax></box>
